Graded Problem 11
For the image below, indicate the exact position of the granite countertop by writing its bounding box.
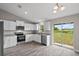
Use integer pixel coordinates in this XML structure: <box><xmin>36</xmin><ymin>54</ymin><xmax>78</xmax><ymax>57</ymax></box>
<box><xmin>4</xmin><ymin>30</ymin><xmax>51</xmax><ymax>36</ymax></box>
<box><xmin>4</xmin><ymin>34</ymin><xmax>16</xmax><ymax>36</ymax></box>
<box><xmin>4</xmin><ymin>33</ymin><xmax>50</xmax><ymax>36</ymax></box>
<box><xmin>24</xmin><ymin>32</ymin><xmax>50</xmax><ymax>35</ymax></box>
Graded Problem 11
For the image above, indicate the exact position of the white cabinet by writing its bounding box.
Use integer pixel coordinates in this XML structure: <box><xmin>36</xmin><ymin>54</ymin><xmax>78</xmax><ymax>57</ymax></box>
<box><xmin>25</xmin><ymin>24</ymin><xmax>31</xmax><ymax>30</ymax></box>
<box><xmin>33</xmin><ymin>34</ymin><xmax>41</xmax><ymax>43</ymax></box>
<box><xmin>44</xmin><ymin>22</ymin><xmax>51</xmax><ymax>31</ymax></box>
<box><xmin>4</xmin><ymin>36</ymin><xmax>17</xmax><ymax>48</ymax></box>
<box><xmin>25</xmin><ymin>34</ymin><xmax>41</xmax><ymax>43</ymax></box>
<box><xmin>25</xmin><ymin>34</ymin><xmax>33</xmax><ymax>42</ymax></box>
<box><xmin>9</xmin><ymin>21</ymin><xmax>16</xmax><ymax>30</ymax></box>
<box><xmin>16</xmin><ymin>20</ymin><xmax>24</xmax><ymax>26</ymax></box>
<box><xmin>9</xmin><ymin>36</ymin><xmax>17</xmax><ymax>47</ymax></box>
<box><xmin>46</xmin><ymin>35</ymin><xmax>50</xmax><ymax>46</ymax></box>
<box><xmin>3</xmin><ymin>20</ymin><xmax>17</xmax><ymax>48</ymax></box>
<box><xmin>4</xmin><ymin>20</ymin><xmax>10</xmax><ymax>30</ymax></box>
<box><xmin>4</xmin><ymin>36</ymin><xmax>10</xmax><ymax>48</ymax></box>
<box><xmin>24</xmin><ymin>24</ymin><xmax>29</xmax><ymax>30</ymax></box>
<box><xmin>4</xmin><ymin>20</ymin><xmax>16</xmax><ymax>30</ymax></box>
<box><xmin>25</xmin><ymin>23</ymin><xmax>36</xmax><ymax>30</ymax></box>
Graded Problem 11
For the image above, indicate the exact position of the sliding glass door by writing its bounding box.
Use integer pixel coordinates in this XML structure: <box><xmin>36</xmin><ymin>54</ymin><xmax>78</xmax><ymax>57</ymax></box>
<box><xmin>54</xmin><ymin>23</ymin><xmax>74</xmax><ymax>46</ymax></box>
<box><xmin>54</xmin><ymin>24</ymin><xmax>63</xmax><ymax>44</ymax></box>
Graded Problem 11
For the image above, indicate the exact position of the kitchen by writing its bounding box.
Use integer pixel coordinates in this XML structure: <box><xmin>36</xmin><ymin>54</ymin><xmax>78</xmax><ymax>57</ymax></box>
<box><xmin>0</xmin><ymin>7</ymin><xmax>51</xmax><ymax>56</ymax></box>
<box><xmin>0</xmin><ymin>3</ymin><xmax>79</xmax><ymax>56</ymax></box>
<box><xmin>3</xmin><ymin>19</ymin><xmax>51</xmax><ymax>49</ymax></box>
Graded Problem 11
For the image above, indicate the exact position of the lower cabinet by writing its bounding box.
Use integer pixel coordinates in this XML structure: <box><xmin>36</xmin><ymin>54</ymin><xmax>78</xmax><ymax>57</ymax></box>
<box><xmin>25</xmin><ymin>34</ymin><xmax>33</xmax><ymax>42</ymax></box>
<box><xmin>4</xmin><ymin>36</ymin><xmax>17</xmax><ymax>48</ymax></box>
<box><xmin>46</xmin><ymin>35</ymin><xmax>51</xmax><ymax>46</ymax></box>
<box><xmin>25</xmin><ymin>34</ymin><xmax>41</xmax><ymax>43</ymax></box>
<box><xmin>33</xmin><ymin>34</ymin><xmax>41</xmax><ymax>43</ymax></box>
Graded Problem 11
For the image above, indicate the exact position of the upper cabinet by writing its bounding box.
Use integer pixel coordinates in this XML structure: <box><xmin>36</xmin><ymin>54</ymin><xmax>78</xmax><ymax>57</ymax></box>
<box><xmin>4</xmin><ymin>20</ymin><xmax>16</xmax><ymax>30</ymax></box>
<box><xmin>24</xmin><ymin>23</ymin><xmax>36</xmax><ymax>30</ymax></box>
<box><xmin>44</xmin><ymin>22</ymin><xmax>51</xmax><ymax>31</ymax></box>
<box><xmin>9</xmin><ymin>21</ymin><xmax>16</xmax><ymax>30</ymax></box>
<box><xmin>16</xmin><ymin>20</ymin><xmax>36</xmax><ymax>30</ymax></box>
<box><xmin>4</xmin><ymin>20</ymin><xmax>37</xmax><ymax>31</ymax></box>
<box><xmin>16</xmin><ymin>20</ymin><xmax>24</xmax><ymax>26</ymax></box>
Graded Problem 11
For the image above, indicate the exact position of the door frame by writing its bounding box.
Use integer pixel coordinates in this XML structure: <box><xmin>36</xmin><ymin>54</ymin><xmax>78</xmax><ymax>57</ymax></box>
<box><xmin>51</xmin><ymin>22</ymin><xmax>74</xmax><ymax>49</ymax></box>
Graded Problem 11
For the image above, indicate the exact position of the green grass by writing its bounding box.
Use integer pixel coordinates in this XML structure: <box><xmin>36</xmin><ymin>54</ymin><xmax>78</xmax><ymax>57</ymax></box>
<box><xmin>54</xmin><ymin>29</ymin><xmax>73</xmax><ymax>46</ymax></box>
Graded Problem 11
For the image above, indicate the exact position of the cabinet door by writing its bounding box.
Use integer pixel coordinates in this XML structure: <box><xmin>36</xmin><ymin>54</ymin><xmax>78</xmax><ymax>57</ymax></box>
<box><xmin>25</xmin><ymin>34</ymin><xmax>33</xmax><ymax>42</ymax></box>
<box><xmin>9</xmin><ymin>21</ymin><xmax>16</xmax><ymax>30</ymax></box>
<box><xmin>16</xmin><ymin>20</ymin><xmax>24</xmax><ymax>26</ymax></box>
<box><xmin>4</xmin><ymin>20</ymin><xmax>10</xmax><ymax>30</ymax></box>
<box><xmin>4</xmin><ymin>20</ymin><xmax>16</xmax><ymax>30</ymax></box>
<box><xmin>33</xmin><ymin>34</ymin><xmax>41</xmax><ymax>43</ymax></box>
<box><xmin>25</xmin><ymin>24</ymin><xmax>30</xmax><ymax>30</ymax></box>
<box><xmin>46</xmin><ymin>35</ymin><xmax>50</xmax><ymax>46</ymax></box>
<box><xmin>4</xmin><ymin>36</ymin><xmax>10</xmax><ymax>48</ymax></box>
<box><xmin>25</xmin><ymin>24</ymin><xmax>35</xmax><ymax>30</ymax></box>
<box><xmin>9</xmin><ymin>36</ymin><xmax>17</xmax><ymax>47</ymax></box>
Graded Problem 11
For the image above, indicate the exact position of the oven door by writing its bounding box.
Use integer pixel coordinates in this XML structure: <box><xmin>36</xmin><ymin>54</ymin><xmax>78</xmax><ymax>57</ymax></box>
<box><xmin>17</xmin><ymin>35</ymin><xmax>25</xmax><ymax>42</ymax></box>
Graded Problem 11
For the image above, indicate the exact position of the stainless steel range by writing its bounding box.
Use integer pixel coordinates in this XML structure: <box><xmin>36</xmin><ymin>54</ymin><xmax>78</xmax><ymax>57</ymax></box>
<box><xmin>15</xmin><ymin>26</ymin><xmax>25</xmax><ymax>42</ymax></box>
<box><xmin>16</xmin><ymin>32</ymin><xmax>25</xmax><ymax>42</ymax></box>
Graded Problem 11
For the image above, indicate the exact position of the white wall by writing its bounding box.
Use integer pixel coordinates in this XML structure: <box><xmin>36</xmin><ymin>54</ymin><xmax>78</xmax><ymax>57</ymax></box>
<box><xmin>74</xmin><ymin>19</ymin><xmax>79</xmax><ymax>52</ymax></box>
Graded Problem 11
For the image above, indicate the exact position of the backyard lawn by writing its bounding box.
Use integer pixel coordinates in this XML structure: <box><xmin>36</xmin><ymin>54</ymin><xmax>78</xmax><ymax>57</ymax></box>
<box><xmin>54</xmin><ymin>29</ymin><xmax>73</xmax><ymax>46</ymax></box>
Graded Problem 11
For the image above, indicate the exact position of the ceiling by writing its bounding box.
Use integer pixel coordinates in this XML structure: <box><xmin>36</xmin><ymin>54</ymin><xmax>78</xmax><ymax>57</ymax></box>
<box><xmin>0</xmin><ymin>3</ymin><xmax>79</xmax><ymax>23</ymax></box>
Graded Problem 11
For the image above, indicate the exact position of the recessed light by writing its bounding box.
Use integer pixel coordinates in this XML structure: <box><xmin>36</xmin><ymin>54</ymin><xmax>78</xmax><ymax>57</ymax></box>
<box><xmin>25</xmin><ymin>11</ymin><xmax>28</xmax><ymax>15</ymax></box>
<box><xmin>53</xmin><ymin>10</ymin><xmax>57</xmax><ymax>13</ymax></box>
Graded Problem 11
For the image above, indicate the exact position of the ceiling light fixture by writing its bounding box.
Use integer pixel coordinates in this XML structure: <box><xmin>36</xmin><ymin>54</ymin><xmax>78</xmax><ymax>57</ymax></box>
<box><xmin>53</xmin><ymin>3</ymin><xmax>65</xmax><ymax>13</ymax></box>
